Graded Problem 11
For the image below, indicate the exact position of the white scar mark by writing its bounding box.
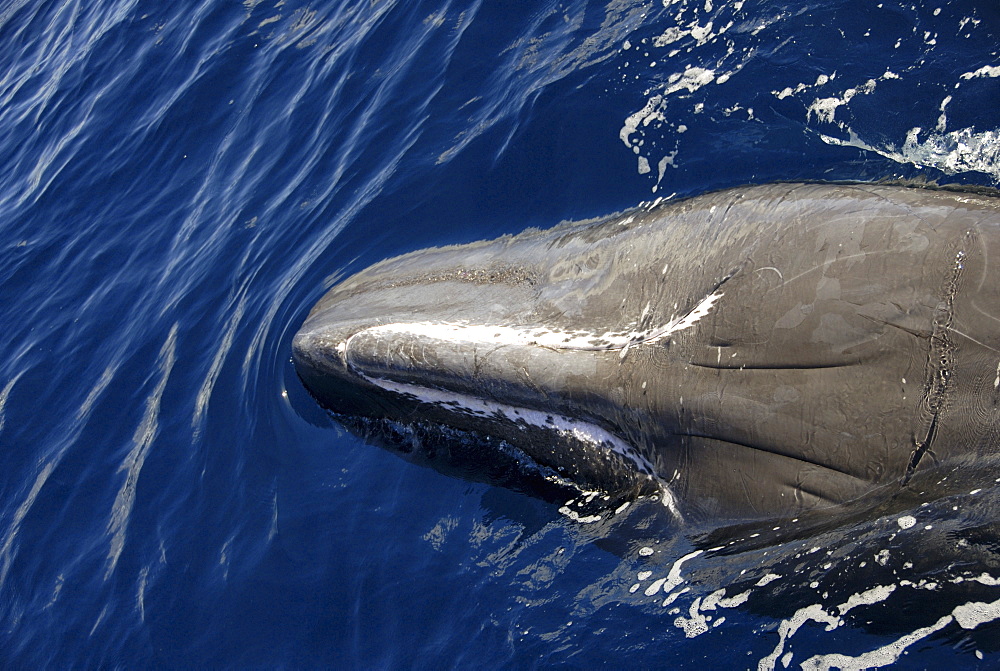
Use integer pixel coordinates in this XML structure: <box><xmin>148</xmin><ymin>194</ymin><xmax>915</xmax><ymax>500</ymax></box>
<box><xmin>947</xmin><ymin>325</ymin><xmax>1000</xmax><ymax>355</ymax></box>
<box><xmin>764</xmin><ymin>251</ymin><xmax>893</xmax><ymax>293</ymax></box>
<box><xmin>351</xmin><ymin>290</ymin><xmax>724</xmax><ymax>354</ymax></box>
<box><xmin>755</xmin><ymin>266</ymin><xmax>784</xmax><ymax>281</ymax></box>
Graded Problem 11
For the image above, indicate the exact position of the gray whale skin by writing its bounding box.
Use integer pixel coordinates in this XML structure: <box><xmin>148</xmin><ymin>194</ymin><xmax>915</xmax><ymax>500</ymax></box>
<box><xmin>293</xmin><ymin>183</ymin><xmax>1000</xmax><ymax>521</ymax></box>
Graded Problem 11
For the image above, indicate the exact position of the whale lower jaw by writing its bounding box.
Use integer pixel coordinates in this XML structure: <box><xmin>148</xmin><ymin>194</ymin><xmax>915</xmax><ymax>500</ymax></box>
<box><xmin>353</xmin><ymin>375</ymin><xmax>683</xmax><ymax>519</ymax></box>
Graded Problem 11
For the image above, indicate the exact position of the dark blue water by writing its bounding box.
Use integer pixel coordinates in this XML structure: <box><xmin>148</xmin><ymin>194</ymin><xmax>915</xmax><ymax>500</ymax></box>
<box><xmin>1</xmin><ymin>0</ymin><xmax>998</xmax><ymax>667</ymax></box>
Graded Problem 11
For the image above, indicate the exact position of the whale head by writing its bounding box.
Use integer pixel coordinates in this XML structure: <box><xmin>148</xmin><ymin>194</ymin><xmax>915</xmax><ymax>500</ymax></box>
<box><xmin>293</xmin><ymin>184</ymin><xmax>1000</xmax><ymax>522</ymax></box>
<box><xmin>291</xmin><ymin>230</ymin><xmax>674</xmax><ymax>509</ymax></box>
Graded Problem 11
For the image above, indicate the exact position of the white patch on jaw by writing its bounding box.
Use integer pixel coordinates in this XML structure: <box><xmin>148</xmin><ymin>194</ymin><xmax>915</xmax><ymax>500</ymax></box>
<box><xmin>355</xmin><ymin>375</ymin><xmax>683</xmax><ymax>520</ymax></box>
<box><xmin>373</xmin><ymin>377</ymin><xmax>642</xmax><ymax>465</ymax></box>
<box><xmin>356</xmin><ymin>290</ymin><xmax>723</xmax><ymax>353</ymax></box>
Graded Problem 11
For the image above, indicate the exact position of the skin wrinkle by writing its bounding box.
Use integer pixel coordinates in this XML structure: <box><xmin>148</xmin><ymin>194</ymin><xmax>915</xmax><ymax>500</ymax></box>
<box><xmin>857</xmin><ymin>314</ymin><xmax>927</xmax><ymax>339</ymax></box>
<box><xmin>905</xmin><ymin>414</ymin><xmax>941</xmax><ymax>484</ymax></box>
<box><xmin>856</xmin><ymin>182</ymin><xmax>920</xmax><ymax>215</ymax></box>
<box><xmin>739</xmin><ymin>465</ymin><xmax>762</xmax><ymax>516</ymax></box>
<box><xmin>905</xmin><ymin>251</ymin><xmax>966</xmax><ymax>483</ymax></box>
<box><xmin>966</xmin><ymin>227</ymin><xmax>998</xmax><ymax>327</ymax></box>
<box><xmin>672</xmin><ymin>430</ymin><xmax>866</xmax><ymax>481</ymax></box>
<box><xmin>687</xmin><ymin>361</ymin><xmax>856</xmax><ymax>371</ymax></box>
<box><xmin>715</xmin><ymin>191</ymin><xmax>741</xmax><ymax>232</ymax></box>
<box><xmin>790</xmin><ymin>472</ymin><xmax>840</xmax><ymax>507</ymax></box>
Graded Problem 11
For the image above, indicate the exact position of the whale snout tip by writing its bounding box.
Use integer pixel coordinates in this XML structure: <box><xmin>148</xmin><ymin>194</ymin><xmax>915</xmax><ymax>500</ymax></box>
<box><xmin>292</xmin><ymin>328</ymin><xmax>342</xmax><ymax>371</ymax></box>
<box><xmin>293</xmin><ymin>325</ymin><xmax>347</xmax><ymax>354</ymax></box>
<box><xmin>291</xmin><ymin>325</ymin><xmax>353</xmax><ymax>389</ymax></box>
<box><xmin>293</xmin><ymin>321</ymin><xmax>400</xmax><ymax>418</ymax></box>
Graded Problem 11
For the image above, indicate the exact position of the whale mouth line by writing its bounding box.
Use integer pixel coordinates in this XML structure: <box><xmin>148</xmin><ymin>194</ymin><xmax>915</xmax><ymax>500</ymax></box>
<box><xmin>339</xmin><ymin>367</ymin><xmax>683</xmax><ymax>519</ymax></box>
<box><xmin>355</xmin><ymin>375</ymin><xmax>648</xmax><ymax>470</ymax></box>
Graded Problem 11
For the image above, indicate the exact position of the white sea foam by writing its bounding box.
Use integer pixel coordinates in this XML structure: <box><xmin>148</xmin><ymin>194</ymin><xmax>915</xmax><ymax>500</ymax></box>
<box><xmin>647</xmin><ymin>549</ymin><xmax>704</xmax><ymax>597</ymax></box>
<box><xmin>820</xmin><ymin>126</ymin><xmax>1000</xmax><ymax>182</ymax></box>
<box><xmin>798</xmin><ymin>615</ymin><xmax>953</xmax><ymax>670</ymax></box>
<box><xmin>619</xmin><ymin>0</ymin><xmax>998</xmax><ymax>190</ymax></box>
<box><xmin>960</xmin><ymin>64</ymin><xmax>1000</xmax><ymax>80</ymax></box>
<box><xmin>953</xmin><ymin>597</ymin><xmax>1000</xmax><ymax>629</ymax></box>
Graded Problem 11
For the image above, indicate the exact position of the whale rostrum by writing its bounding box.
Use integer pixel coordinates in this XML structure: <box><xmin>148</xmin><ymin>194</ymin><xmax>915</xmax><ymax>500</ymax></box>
<box><xmin>292</xmin><ymin>183</ymin><xmax>1000</xmax><ymax>522</ymax></box>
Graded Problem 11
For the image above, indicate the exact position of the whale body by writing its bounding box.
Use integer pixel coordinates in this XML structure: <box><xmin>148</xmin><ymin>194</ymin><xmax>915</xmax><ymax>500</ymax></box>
<box><xmin>292</xmin><ymin>183</ymin><xmax>1000</xmax><ymax>521</ymax></box>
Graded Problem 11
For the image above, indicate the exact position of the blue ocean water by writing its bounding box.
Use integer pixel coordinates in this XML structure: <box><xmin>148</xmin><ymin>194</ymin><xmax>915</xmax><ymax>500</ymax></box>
<box><xmin>1</xmin><ymin>0</ymin><xmax>998</xmax><ymax>667</ymax></box>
